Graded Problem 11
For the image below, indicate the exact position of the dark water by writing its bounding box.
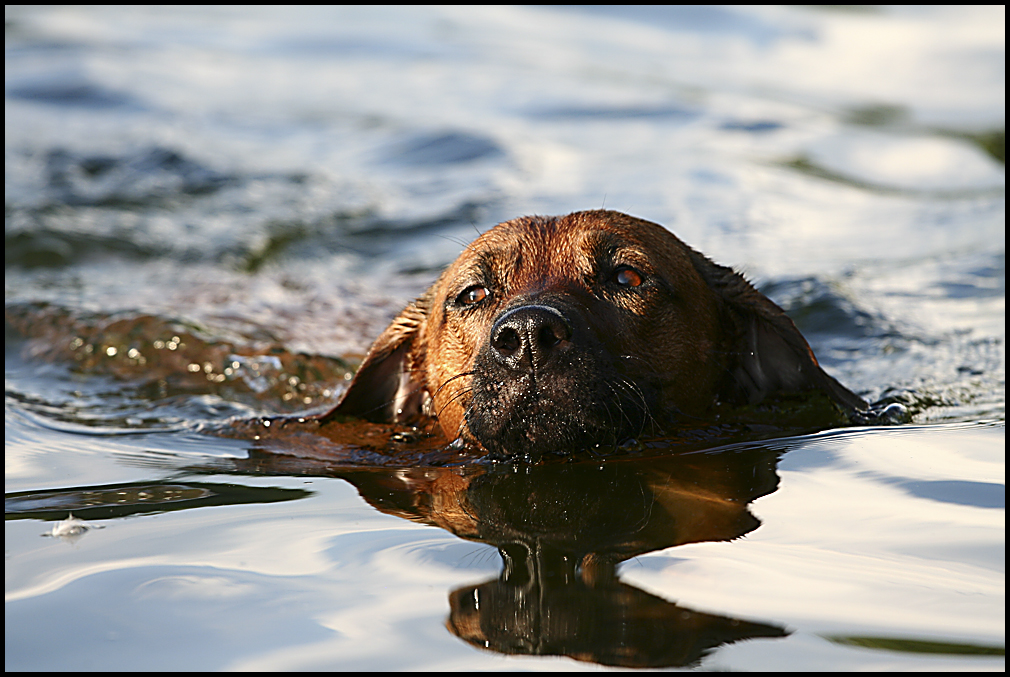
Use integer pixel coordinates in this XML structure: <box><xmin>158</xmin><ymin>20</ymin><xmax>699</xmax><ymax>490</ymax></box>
<box><xmin>5</xmin><ymin>6</ymin><xmax>1004</xmax><ymax>670</ymax></box>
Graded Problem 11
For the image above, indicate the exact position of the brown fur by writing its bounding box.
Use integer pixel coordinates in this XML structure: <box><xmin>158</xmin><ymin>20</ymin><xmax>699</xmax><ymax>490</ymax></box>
<box><xmin>324</xmin><ymin>210</ymin><xmax>865</xmax><ymax>457</ymax></box>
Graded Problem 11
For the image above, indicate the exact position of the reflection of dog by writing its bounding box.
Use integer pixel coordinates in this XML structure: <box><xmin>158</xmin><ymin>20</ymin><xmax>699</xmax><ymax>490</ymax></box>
<box><xmin>326</xmin><ymin>210</ymin><xmax>865</xmax><ymax>457</ymax></box>
<box><xmin>334</xmin><ymin>454</ymin><xmax>789</xmax><ymax>668</ymax></box>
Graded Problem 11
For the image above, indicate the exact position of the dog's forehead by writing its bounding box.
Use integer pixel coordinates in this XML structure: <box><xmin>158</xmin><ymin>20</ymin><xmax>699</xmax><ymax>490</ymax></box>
<box><xmin>458</xmin><ymin>211</ymin><xmax>693</xmax><ymax>275</ymax></box>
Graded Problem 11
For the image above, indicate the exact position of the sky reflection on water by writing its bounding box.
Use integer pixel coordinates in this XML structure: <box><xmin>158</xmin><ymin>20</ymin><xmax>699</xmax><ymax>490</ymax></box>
<box><xmin>5</xmin><ymin>5</ymin><xmax>1005</xmax><ymax>671</ymax></box>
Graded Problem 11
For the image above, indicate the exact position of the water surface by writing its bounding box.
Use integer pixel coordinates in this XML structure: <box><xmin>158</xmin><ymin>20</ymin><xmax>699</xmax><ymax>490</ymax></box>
<box><xmin>5</xmin><ymin>6</ymin><xmax>1004</xmax><ymax>670</ymax></box>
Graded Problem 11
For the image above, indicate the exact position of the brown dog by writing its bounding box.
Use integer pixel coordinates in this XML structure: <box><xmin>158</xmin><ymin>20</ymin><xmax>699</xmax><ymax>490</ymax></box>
<box><xmin>324</xmin><ymin>210</ymin><xmax>865</xmax><ymax>458</ymax></box>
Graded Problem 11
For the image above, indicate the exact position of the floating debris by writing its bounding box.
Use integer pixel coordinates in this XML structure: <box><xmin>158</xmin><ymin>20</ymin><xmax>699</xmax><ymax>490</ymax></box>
<box><xmin>42</xmin><ymin>513</ymin><xmax>104</xmax><ymax>541</ymax></box>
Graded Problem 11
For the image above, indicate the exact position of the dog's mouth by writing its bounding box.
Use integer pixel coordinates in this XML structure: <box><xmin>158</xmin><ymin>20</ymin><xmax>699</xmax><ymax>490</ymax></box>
<box><xmin>462</xmin><ymin>303</ymin><xmax>655</xmax><ymax>459</ymax></box>
<box><xmin>465</xmin><ymin>366</ymin><xmax>654</xmax><ymax>459</ymax></box>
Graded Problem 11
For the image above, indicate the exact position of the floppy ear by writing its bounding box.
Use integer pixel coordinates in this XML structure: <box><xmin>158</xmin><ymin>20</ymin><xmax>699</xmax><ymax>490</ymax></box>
<box><xmin>688</xmin><ymin>252</ymin><xmax>867</xmax><ymax>412</ymax></box>
<box><xmin>322</xmin><ymin>291</ymin><xmax>432</xmax><ymax>423</ymax></box>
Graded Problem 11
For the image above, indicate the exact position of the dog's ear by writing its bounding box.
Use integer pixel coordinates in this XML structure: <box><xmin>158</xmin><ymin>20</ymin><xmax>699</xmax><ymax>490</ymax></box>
<box><xmin>688</xmin><ymin>251</ymin><xmax>867</xmax><ymax>412</ymax></box>
<box><xmin>322</xmin><ymin>291</ymin><xmax>431</xmax><ymax>423</ymax></box>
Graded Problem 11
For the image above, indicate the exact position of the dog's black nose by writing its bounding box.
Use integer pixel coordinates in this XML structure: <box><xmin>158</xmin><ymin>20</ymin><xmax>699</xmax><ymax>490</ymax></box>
<box><xmin>490</xmin><ymin>305</ymin><xmax>573</xmax><ymax>372</ymax></box>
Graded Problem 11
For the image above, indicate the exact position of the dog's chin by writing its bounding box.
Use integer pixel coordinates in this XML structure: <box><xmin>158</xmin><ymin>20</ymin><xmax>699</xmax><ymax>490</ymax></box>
<box><xmin>464</xmin><ymin>378</ymin><xmax>652</xmax><ymax>460</ymax></box>
<box><xmin>465</xmin><ymin>404</ymin><xmax>597</xmax><ymax>460</ymax></box>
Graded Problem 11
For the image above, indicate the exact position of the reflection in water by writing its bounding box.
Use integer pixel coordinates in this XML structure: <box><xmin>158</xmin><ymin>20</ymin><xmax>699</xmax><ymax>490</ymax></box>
<box><xmin>438</xmin><ymin>460</ymin><xmax>783</xmax><ymax>666</ymax></box>
<box><xmin>118</xmin><ymin>442</ymin><xmax>790</xmax><ymax>667</ymax></box>
<box><xmin>448</xmin><ymin>572</ymin><xmax>784</xmax><ymax>668</ymax></box>
<box><xmin>4</xmin><ymin>481</ymin><xmax>311</xmax><ymax>522</ymax></box>
<box><xmin>345</xmin><ymin>453</ymin><xmax>787</xmax><ymax>667</ymax></box>
<box><xmin>825</xmin><ymin>635</ymin><xmax>1005</xmax><ymax>657</ymax></box>
<box><xmin>3</xmin><ymin>5</ymin><xmax>1003</xmax><ymax>670</ymax></box>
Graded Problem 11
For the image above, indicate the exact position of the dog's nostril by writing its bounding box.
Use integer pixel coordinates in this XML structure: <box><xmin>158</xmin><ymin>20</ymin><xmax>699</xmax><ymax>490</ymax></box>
<box><xmin>493</xmin><ymin>326</ymin><xmax>521</xmax><ymax>358</ymax></box>
<box><xmin>537</xmin><ymin>322</ymin><xmax>568</xmax><ymax>350</ymax></box>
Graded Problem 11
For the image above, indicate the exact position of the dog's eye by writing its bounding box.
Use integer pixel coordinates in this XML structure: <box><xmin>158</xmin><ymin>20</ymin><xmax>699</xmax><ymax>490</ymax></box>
<box><xmin>457</xmin><ymin>285</ymin><xmax>489</xmax><ymax>306</ymax></box>
<box><xmin>614</xmin><ymin>267</ymin><xmax>643</xmax><ymax>288</ymax></box>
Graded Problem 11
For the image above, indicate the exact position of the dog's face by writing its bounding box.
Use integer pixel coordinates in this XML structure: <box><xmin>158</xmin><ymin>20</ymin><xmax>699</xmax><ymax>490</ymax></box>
<box><xmin>423</xmin><ymin>212</ymin><xmax>727</xmax><ymax>455</ymax></box>
<box><xmin>329</xmin><ymin>210</ymin><xmax>864</xmax><ymax>458</ymax></box>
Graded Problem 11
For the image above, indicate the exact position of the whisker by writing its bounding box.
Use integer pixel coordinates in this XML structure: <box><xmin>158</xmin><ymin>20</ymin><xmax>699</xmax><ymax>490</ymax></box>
<box><xmin>601</xmin><ymin>382</ymin><xmax>632</xmax><ymax>439</ymax></box>
<box><xmin>443</xmin><ymin>386</ymin><xmax>477</xmax><ymax>443</ymax></box>
<box><xmin>608</xmin><ymin>374</ymin><xmax>658</xmax><ymax>439</ymax></box>
<box><xmin>433</xmin><ymin>371</ymin><xmax>474</xmax><ymax>400</ymax></box>
<box><xmin>436</xmin><ymin>385</ymin><xmax>473</xmax><ymax>420</ymax></box>
<box><xmin>619</xmin><ymin>354</ymin><xmax>664</xmax><ymax>378</ymax></box>
<box><xmin>437</xmin><ymin>233</ymin><xmax>472</xmax><ymax>250</ymax></box>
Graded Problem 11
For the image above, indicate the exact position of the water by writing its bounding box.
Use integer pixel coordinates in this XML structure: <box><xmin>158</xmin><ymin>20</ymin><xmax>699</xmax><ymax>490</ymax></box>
<box><xmin>5</xmin><ymin>6</ymin><xmax>1004</xmax><ymax>670</ymax></box>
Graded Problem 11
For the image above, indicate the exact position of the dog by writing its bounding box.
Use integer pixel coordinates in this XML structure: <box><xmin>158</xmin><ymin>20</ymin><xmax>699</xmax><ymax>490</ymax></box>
<box><xmin>323</xmin><ymin>210</ymin><xmax>866</xmax><ymax>458</ymax></box>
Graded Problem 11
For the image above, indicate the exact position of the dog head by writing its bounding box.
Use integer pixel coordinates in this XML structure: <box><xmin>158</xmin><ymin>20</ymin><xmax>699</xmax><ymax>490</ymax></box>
<box><xmin>327</xmin><ymin>210</ymin><xmax>865</xmax><ymax>457</ymax></box>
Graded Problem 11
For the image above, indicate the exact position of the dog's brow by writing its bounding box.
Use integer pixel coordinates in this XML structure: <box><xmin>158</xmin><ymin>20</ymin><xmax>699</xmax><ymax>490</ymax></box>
<box><xmin>586</xmin><ymin>231</ymin><xmax>641</xmax><ymax>266</ymax></box>
<box><xmin>475</xmin><ymin>248</ymin><xmax>519</xmax><ymax>282</ymax></box>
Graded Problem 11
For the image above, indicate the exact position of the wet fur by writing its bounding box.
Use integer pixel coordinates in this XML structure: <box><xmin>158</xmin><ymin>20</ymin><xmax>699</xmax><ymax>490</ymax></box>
<box><xmin>324</xmin><ymin>210</ymin><xmax>865</xmax><ymax>457</ymax></box>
